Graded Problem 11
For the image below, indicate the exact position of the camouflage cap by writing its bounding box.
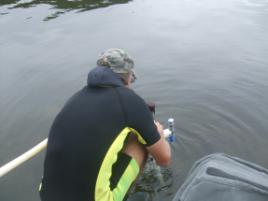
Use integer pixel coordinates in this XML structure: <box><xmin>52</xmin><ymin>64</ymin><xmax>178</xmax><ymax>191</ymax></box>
<box><xmin>97</xmin><ymin>48</ymin><xmax>137</xmax><ymax>80</ymax></box>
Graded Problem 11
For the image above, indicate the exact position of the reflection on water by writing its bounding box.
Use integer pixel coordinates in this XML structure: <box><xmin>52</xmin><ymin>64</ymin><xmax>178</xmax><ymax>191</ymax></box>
<box><xmin>128</xmin><ymin>164</ymin><xmax>173</xmax><ymax>201</ymax></box>
<box><xmin>0</xmin><ymin>0</ymin><xmax>132</xmax><ymax>20</ymax></box>
<box><xmin>0</xmin><ymin>0</ymin><xmax>19</xmax><ymax>6</ymax></box>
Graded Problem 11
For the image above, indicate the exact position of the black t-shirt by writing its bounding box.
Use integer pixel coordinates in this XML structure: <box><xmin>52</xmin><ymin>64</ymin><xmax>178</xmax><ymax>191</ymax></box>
<box><xmin>40</xmin><ymin>85</ymin><xmax>160</xmax><ymax>201</ymax></box>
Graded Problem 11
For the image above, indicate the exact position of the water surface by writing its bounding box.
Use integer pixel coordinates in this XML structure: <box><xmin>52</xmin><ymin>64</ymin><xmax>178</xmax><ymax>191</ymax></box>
<box><xmin>1</xmin><ymin>0</ymin><xmax>268</xmax><ymax>200</ymax></box>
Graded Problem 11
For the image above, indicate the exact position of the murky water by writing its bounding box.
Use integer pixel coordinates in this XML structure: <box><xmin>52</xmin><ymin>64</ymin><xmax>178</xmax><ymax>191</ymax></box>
<box><xmin>1</xmin><ymin>0</ymin><xmax>268</xmax><ymax>200</ymax></box>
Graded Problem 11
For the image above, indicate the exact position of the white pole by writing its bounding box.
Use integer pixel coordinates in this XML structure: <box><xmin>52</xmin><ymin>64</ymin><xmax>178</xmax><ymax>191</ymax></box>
<box><xmin>0</xmin><ymin>138</ymin><xmax>48</xmax><ymax>178</ymax></box>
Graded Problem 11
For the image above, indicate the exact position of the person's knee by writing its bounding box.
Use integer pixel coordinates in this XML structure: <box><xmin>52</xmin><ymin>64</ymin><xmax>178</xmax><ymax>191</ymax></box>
<box><xmin>122</xmin><ymin>134</ymin><xmax>148</xmax><ymax>168</ymax></box>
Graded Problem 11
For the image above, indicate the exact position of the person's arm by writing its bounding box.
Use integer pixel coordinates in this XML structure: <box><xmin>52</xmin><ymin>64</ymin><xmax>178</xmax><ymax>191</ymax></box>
<box><xmin>118</xmin><ymin>88</ymin><xmax>172</xmax><ymax>167</ymax></box>
<box><xmin>147</xmin><ymin>121</ymin><xmax>171</xmax><ymax>166</ymax></box>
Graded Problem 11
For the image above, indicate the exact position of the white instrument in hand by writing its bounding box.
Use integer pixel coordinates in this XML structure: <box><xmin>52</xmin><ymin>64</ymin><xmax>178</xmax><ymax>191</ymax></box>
<box><xmin>163</xmin><ymin>118</ymin><xmax>175</xmax><ymax>142</ymax></box>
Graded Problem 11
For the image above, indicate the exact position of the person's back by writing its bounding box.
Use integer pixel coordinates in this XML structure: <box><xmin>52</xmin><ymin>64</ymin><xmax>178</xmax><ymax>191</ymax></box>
<box><xmin>40</xmin><ymin>49</ymin><xmax>171</xmax><ymax>201</ymax></box>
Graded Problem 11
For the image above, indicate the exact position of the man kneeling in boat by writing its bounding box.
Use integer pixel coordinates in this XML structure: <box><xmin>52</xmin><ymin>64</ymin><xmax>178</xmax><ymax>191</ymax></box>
<box><xmin>39</xmin><ymin>48</ymin><xmax>171</xmax><ymax>201</ymax></box>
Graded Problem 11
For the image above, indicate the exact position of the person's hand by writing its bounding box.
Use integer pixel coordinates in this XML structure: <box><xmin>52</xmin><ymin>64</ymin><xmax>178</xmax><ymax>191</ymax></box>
<box><xmin>154</xmin><ymin>121</ymin><xmax>164</xmax><ymax>138</ymax></box>
<box><xmin>148</xmin><ymin>120</ymin><xmax>171</xmax><ymax>166</ymax></box>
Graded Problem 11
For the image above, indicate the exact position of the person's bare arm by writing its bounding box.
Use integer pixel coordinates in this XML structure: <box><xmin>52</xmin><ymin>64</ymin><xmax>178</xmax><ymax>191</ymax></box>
<box><xmin>146</xmin><ymin>121</ymin><xmax>171</xmax><ymax>166</ymax></box>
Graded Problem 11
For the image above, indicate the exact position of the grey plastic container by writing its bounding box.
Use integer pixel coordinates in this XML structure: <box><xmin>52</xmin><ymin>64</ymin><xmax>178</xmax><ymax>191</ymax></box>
<box><xmin>172</xmin><ymin>153</ymin><xmax>268</xmax><ymax>201</ymax></box>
